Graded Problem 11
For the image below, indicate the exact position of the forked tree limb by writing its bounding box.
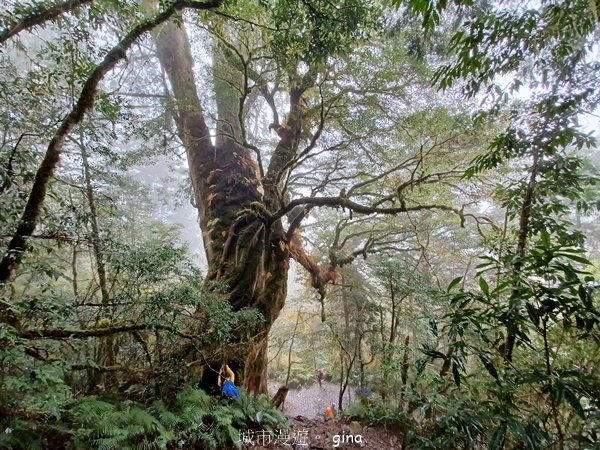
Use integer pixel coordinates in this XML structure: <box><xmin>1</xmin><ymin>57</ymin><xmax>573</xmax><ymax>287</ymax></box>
<box><xmin>287</xmin><ymin>234</ymin><xmax>335</xmax><ymax>300</ymax></box>
<box><xmin>284</xmin><ymin>195</ymin><xmax>467</xmax><ymax>305</ymax></box>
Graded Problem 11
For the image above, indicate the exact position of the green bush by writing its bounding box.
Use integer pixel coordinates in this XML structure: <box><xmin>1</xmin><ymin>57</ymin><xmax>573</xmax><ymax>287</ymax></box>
<box><xmin>342</xmin><ymin>400</ymin><xmax>409</xmax><ymax>430</ymax></box>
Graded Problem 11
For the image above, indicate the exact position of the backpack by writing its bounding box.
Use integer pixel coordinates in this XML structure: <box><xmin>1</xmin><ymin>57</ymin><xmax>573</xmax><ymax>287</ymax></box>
<box><xmin>221</xmin><ymin>379</ymin><xmax>239</xmax><ymax>400</ymax></box>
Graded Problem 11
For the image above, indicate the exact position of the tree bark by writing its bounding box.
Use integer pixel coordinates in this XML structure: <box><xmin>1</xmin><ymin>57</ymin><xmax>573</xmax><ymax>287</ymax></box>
<box><xmin>504</xmin><ymin>148</ymin><xmax>540</xmax><ymax>362</ymax></box>
<box><xmin>154</xmin><ymin>18</ymin><xmax>291</xmax><ymax>393</ymax></box>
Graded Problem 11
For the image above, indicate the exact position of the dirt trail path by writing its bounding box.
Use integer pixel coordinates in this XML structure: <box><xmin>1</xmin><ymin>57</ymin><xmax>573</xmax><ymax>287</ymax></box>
<box><xmin>242</xmin><ymin>416</ymin><xmax>403</xmax><ymax>449</ymax></box>
<box><xmin>267</xmin><ymin>380</ymin><xmax>351</xmax><ymax>420</ymax></box>
<box><xmin>248</xmin><ymin>381</ymin><xmax>403</xmax><ymax>449</ymax></box>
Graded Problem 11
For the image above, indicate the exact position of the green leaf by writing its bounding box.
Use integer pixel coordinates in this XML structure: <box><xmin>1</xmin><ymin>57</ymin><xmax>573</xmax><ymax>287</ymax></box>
<box><xmin>420</xmin><ymin>348</ymin><xmax>447</xmax><ymax>359</ymax></box>
<box><xmin>478</xmin><ymin>354</ymin><xmax>500</xmax><ymax>384</ymax></box>
<box><xmin>479</xmin><ymin>277</ymin><xmax>490</xmax><ymax>296</ymax></box>
<box><xmin>540</xmin><ymin>230</ymin><xmax>551</xmax><ymax>249</ymax></box>
<box><xmin>578</xmin><ymin>285</ymin><xmax>593</xmax><ymax>309</ymax></box>
<box><xmin>555</xmin><ymin>252</ymin><xmax>592</xmax><ymax>265</ymax></box>
<box><xmin>525</xmin><ymin>302</ymin><xmax>539</xmax><ymax>327</ymax></box>
<box><xmin>564</xmin><ymin>387</ymin><xmax>585</xmax><ymax>418</ymax></box>
<box><xmin>447</xmin><ymin>276</ymin><xmax>462</xmax><ymax>292</ymax></box>
<box><xmin>428</xmin><ymin>319</ymin><xmax>438</xmax><ymax>337</ymax></box>
<box><xmin>452</xmin><ymin>361</ymin><xmax>461</xmax><ymax>387</ymax></box>
<box><xmin>551</xmin><ymin>379</ymin><xmax>565</xmax><ymax>406</ymax></box>
<box><xmin>489</xmin><ymin>423</ymin><xmax>507</xmax><ymax>450</ymax></box>
<box><xmin>463</xmin><ymin>166</ymin><xmax>476</xmax><ymax>179</ymax></box>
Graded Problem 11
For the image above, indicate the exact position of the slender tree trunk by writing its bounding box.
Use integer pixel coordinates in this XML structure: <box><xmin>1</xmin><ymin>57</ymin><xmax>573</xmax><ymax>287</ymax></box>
<box><xmin>382</xmin><ymin>273</ymin><xmax>402</xmax><ymax>387</ymax></box>
<box><xmin>401</xmin><ymin>334</ymin><xmax>410</xmax><ymax>386</ymax></box>
<box><xmin>280</xmin><ymin>308</ymin><xmax>302</xmax><ymax>409</ymax></box>
<box><xmin>543</xmin><ymin>317</ymin><xmax>564</xmax><ymax>449</ymax></box>
<box><xmin>504</xmin><ymin>149</ymin><xmax>540</xmax><ymax>362</ymax></box>
<box><xmin>80</xmin><ymin>143</ymin><xmax>110</xmax><ymax>305</ymax></box>
<box><xmin>0</xmin><ymin>134</ymin><xmax>19</xmax><ymax>195</ymax></box>
<box><xmin>80</xmin><ymin>141</ymin><xmax>115</xmax><ymax>386</ymax></box>
<box><xmin>338</xmin><ymin>338</ymin><xmax>359</xmax><ymax>411</ymax></box>
<box><xmin>71</xmin><ymin>244</ymin><xmax>79</xmax><ymax>298</ymax></box>
<box><xmin>68</xmin><ymin>191</ymin><xmax>80</xmax><ymax>299</ymax></box>
<box><xmin>388</xmin><ymin>275</ymin><xmax>397</xmax><ymax>344</ymax></box>
<box><xmin>439</xmin><ymin>346</ymin><xmax>454</xmax><ymax>378</ymax></box>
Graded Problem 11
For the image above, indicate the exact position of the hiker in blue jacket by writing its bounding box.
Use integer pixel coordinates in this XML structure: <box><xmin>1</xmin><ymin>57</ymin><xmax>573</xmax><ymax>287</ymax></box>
<box><xmin>218</xmin><ymin>364</ymin><xmax>239</xmax><ymax>400</ymax></box>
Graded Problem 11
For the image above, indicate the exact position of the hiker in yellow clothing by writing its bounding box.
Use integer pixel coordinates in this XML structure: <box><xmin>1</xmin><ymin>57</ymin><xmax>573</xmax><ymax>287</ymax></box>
<box><xmin>217</xmin><ymin>364</ymin><xmax>239</xmax><ymax>400</ymax></box>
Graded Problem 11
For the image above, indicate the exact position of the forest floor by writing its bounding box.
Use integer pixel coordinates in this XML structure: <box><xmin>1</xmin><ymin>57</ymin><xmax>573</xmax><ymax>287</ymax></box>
<box><xmin>267</xmin><ymin>380</ymin><xmax>351</xmax><ymax>419</ymax></box>
<box><xmin>240</xmin><ymin>381</ymin><xmax>403</xmax><ymax>449</ymax></box>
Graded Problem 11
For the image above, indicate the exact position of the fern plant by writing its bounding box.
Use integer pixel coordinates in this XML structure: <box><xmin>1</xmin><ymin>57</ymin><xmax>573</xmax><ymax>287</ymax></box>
<box><xmin>0</xmin><ymin>419</ymin><xmax>43</xmax><ymax>450</ymax></box>
<box><xmin>70</xmin><ymin>398</ymin><xmax>174</xmax><ymax>450</ymax></box>
<box><xmin>65</xmin><ymin>386</ymin><xmax>288</xmax><ymax>450</ymax></box>
<box><xmin>229</xmin><ymin>390</ymin><xmax>287</xmax><ymax>432</ymax></box>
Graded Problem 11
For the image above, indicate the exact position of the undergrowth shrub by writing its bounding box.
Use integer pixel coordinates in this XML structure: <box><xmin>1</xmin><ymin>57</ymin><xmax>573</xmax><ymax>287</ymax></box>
<box><xmin>0</xmin><ymin>386</ymin><xmax>287</xmax><ymax>450</ymax></box>
<box><xmin>342</xmin><ymin>400</ymin><xmax>410</xmax><ymax>429</ymax></box>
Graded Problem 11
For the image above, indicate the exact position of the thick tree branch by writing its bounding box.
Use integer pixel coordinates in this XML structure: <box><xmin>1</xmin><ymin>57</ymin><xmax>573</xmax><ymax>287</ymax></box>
<box><xmin>0</xmin><ymin>0</ymin><xmax>94</xmax><ymax>45</ymax></box>
<box><xmin>16</xmin><ymin>323</ymin><xmax>196</xmax><ymax>340</ymax></box>
<box><xmin>504</xmin><ymin>147</ymin><xmax>541</xmax><ymax>362</ymax></box>
<box><xmin>280</xmin><ymin>193</ymin><xmax>466</xmax><ymax>301</ymax></box>
<box><xmin>204</xmin><ymin>23</ymin><xmax>280</xmax><ymax>137</ymax></box>
<box><xmin>264</xmin><ymin>66</ymin><xmax>319</xmax><ymax>190</ymax></box>
<box><xmin>285</xmin><ymin>205</ymin><xmax>312</xmax><ymax>239</ymax></box>
<box><xmin>19</xmin><ymin>348</ymin><xmax>157</xmax><ymax>374</ymax></box>
<box><xmin>288</xmin><ymin>235</ymin><xmax>334</xmax><ymax>300</ymax></box>
<box><xmin>280</xmin><ymin>79</ymin><xmax>333</xmax><ymax>191</ymax></box>
<box><xmin>274</xmin><ymin>195</ymin><xmax>465</xmax><ymax>223</ymax></box>
<box><xmin>70</xmin><ymin>364</ymin><xmax>156</xmax><ymax>373</ymax></box>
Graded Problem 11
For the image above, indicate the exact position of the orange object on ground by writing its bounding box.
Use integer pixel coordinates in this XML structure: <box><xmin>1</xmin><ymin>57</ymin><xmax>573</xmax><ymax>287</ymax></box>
<box><xmin>324</xmin><ymin>405</ymin><xmax>335</xmax><ymax>420</ymax></box>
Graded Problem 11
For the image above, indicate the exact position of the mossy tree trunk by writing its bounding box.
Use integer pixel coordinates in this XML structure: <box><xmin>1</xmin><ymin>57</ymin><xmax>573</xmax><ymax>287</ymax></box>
<box><xmin>154</xmin><ymin>18</ymin><xmax>313</xmax><ymax>393</ymax></box>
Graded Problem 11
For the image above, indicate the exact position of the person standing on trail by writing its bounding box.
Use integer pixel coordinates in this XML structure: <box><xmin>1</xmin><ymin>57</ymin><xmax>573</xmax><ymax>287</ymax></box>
<box><xmin>316</xmin><ymin>368</ymin><xmax>324</xmax><ymax>387</ymax></box>
<box><xmin>324</xmin><ymin>404</ymin><xmax>335</xmax><ymax>421</ymax></box>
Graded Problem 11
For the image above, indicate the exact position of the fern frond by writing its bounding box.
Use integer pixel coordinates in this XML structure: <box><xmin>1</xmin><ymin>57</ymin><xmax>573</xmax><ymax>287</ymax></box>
<box><xmin>226</xmin><ymin>425</ymin><xmax>241</xmax><ymax>449</ymax></box>
<box><xmin>94</xmin><ymin>436</ymin><xmax>125</xmax><ymax>450</ymax></box>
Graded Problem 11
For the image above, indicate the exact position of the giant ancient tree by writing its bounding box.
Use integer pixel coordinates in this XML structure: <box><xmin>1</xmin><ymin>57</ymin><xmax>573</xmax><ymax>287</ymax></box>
<box><xmin>0</xmin><ymin>0</ymin><xmax>482</xmax><ymax>394</ymax></box>
<box><xmin>150</xmin><ymin>1</ymin><xmax>484</xmax><ymax>392</ymax></box>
